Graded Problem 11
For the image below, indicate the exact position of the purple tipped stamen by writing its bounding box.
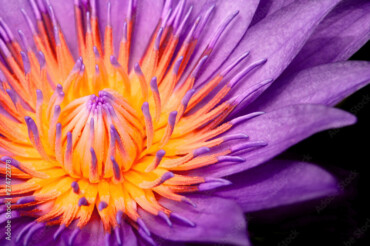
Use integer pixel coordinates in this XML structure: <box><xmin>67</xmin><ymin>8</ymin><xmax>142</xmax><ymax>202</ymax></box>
<box><xmin>221</xmin><ymin>51</ymin><xmax>250</xmax><ymax>77</ymax></box>
<box><xmin>150</xmin><ymin>77</ymin><xmax>159</xmax><ymax>92</ymax></box>
<box><xmin>154</xmin><ymin>28</ymin><xmax>163</xmax><ymax>51</ymax></box>
<box><xmin>111</xmin><ymin>156</ymin><xmax>122</xmax><ymax>181</ymax></box>
<box><xmin>223</xmin><ymin>134</ymin><xmax>249</xmax><ymax>142</ymax></box>
<box><xmin>71</xmin><ymin>181</ymin><xmax>79</xmax><ymax>194</ymax></box>
<box><xmin>181</xmin><ymin>89</ymin><xmax>196</xmax><ymax>108</ymax></box>
<box><xmin>29</xmin><ymin>0</ymin><xmax>42</xmax><ymax>20</ymax></box>
<box><xmin>230</xmin><ymin>112</ymin><xmax>265</xmax><ymax>126</ymax></box>
<box><xmin>90</xmin><ymin>147</ymin><xmax>98</xmax><ymax>174</ymax></box>
<box><xmin>86</xmin><ymin>12</ymin><xmax>92</xmax><ymax>33</ymax></box>
<box><xmin>107</xmin><ymin>2</ymin><xmax>112</xmax><ymax>27</ymax></box>
<box><xmin>68</xmin><ymin>228</ymin><xmax>81</xmax><ymax>246</ymax></box>
<box><xmin>191</xmin><ymin>55</ymin><xmax>208</xmax><ymax>79</ymax></box>
<box><xmin>24</xmin><ymin>222</ymin><xmax>45</xmax><ymax>246</ymax></box>
<box><xmin>18</xmin><ymin>30</ymin><xmax>30</xmax><ymax>51</ymax></box>
<box><xmin>21</xmin><ymin>9</ymin><xmax>37</xmax><ymax>35</ymax></box>
<box><xmin>173</xmin><ymin>56</ymin><xmax>184</xmax><ymax>74</ymax></box>
<box><xmin>116</xmin><ymin>210</ymin><xmax>124</xmax><ymax>225</ymax></box>
<box><xmin>137</xmin><ymin>218</ymin><xmax>151</xmax><ymax>236</ymax></box>
<box><xmin>98</xmin><ymin>201</ymin><xmax>108</xmax><ymax>211</ymax></box>
<box><xmin>230</xmin><ymin>141</ymin><xmax>268</xmax><ymax>153</ymax></box>
<box><xmin>170</xmin><ymin>212</ymin><xmax>196</xmax><ymax>227</ymax></box>
<box><xmin>175</xmin><ymin>6</ymin><xmax>193</xmax><ymax>37</ymax></box>
<box><xmin>194</xmin><ymin>4</ymin><xmax>215</xmax><ymax>39</ymax></box>
<box><xmin>38</xmin><ymin>51</ymin><xmax>46</xmax><ymax>68</ymax></box>
<box><xmin>208</xmin><ymin>10</ymin><xmax>239</xmax><ymax>49</ymax></box>
<box><xmin>53</xmin><ymin>224</ymin><xmax>66</xmax><ymax>240</ymax></box>
<box><xmin>228</xmin><ymin>59</ymin><xmax>268</xmax><ymax>88</ymax></box>
<box><xmin>193</xmin><ymin>147</ymin><xmax>210</xmax><ymax>157</ymax></box>
<box><xmin>168</xmin><ymin>111</ymin><xmax>178</xmax><ymax>128</ymax></box>
<box><xmin>198</xmin><ymin>177</ymin><xmax>232</xmax><ymax>191</ymax></box>
<box><xmin>78</xmin><ymin>197</ymin><xmax>88</xmax><ymax>207</ymax></box>
<box><xmin>134</xmin><ymin>62</ymin><xmax>143</xmax><ymax>75</ymax></box>
<box><xmin>217</xmin><ymin>156</ymin><xmax>245</xmax><ymax>163</ymax></box>
<box><xmin>158</xmin><ymin>211</ymin><xmax>172</xmax><ymax>227</ymax></box>
<box><xmin>16</xmin><ymin>196</ymin><xmax>36</xmax><ymax>204</ymax></box>
<box><xmin>0</xmin><ymin>18</ymin><xmax>15</xmax><ymax>41</ymax></box>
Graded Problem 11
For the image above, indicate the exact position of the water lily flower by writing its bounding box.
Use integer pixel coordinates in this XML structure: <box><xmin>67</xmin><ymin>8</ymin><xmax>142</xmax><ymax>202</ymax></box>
<box><xmin>0</xmin><ymin>0</ymin><xmax>369</xmax><ymax>245</ymax></box>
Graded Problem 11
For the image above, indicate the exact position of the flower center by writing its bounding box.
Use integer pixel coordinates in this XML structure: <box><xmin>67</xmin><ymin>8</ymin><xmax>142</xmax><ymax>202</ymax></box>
<box><xmin>0</xmin><ymin>0</ymin><xmax>269</xmax><ymax>243</ymax></box>
<box><xmin>58</xmin><ymin>90</ymin><xmax>139</xmax><ymax>182</ymax></box>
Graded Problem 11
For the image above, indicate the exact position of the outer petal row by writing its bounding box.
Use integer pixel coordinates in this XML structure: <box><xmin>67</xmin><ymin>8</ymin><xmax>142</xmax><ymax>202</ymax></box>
<box><xmin>215</xmin><ymin>159</ymin><xmax>339</xmax><ymax>212</ymax></box>
<box><xmin>139</xmin><ymin>195</ymin><xmax>250</xmax><ymax>246</ymax></box>
<box><xmin>222</xmin><ymin>0</ymin><xmax>341</xmax><ymax>106</ymax></box>
<box><xmin>247</xmin><ymin>61</ymin><xmax>370</xmax><ymax>112</ymax></box>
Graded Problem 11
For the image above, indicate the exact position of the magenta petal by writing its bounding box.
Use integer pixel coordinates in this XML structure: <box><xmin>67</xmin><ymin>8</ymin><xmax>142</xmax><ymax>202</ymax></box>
<box><xmin>285</xmin><ymin>0</ymin><xmax>370</xmax><ymax>73</ymax></box>
<box><xmin>247</xmin><ymin>61</ymin><xmax>370</xmax><ymax>112</ymax></box>
<box><xmin>222</xmin><ymin>0</ymin><xmax>340</xmax><ymax>103</ymax></box>
<box><xmin>139</xmin><ymin>195</ymin><xmax>250</xmax><ymax>246</ymax></box>
<box><xmin>215</xmin><ymin>159</ymin><xmax>339</xmax><ymax>212</ymax></box>
<box><xmin>190</xmin><ymin>104</ymin><xmax>356</xmax><ymax>178</ymax></box>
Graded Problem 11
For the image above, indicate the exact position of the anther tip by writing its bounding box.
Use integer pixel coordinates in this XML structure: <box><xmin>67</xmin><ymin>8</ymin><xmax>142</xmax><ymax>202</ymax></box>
<box><xmin>161</xmin><ymin>172</ymin><xmax>174</xmax><ymax>182</ymax></box>
<box><xmin>110</xmin><ymin>55</ymin><xmax>118</xmax><ymax>65</ymax></box>
<box><xmin>116</xmin><ymin>210</ymin><xmax>124</xmax><ymax>224</ymax></box>
<box><xmin>78</xmin><ymin>197</ymin><xmax>88</xmax><ymax>206</ymax></box>
<box><xmin>193</xmin><ymin>147</ymin><xmax>210</xmax><ymax>156</ymax></box>
<box><xmin>150</xmin><ymin>77</ymin><xmax>158</xmax><ymax>87</ymax></box>
<box><xmin>98</xmin><ymin>201</ymin><xmax>108</xmax><ymax>211</ymax></box>
<box><xmin>134</xmin><ymin>63</ymin><xmax>143</xmax><ymax>74</ymax></box>
<box><xmin>157</xmin><ymin>149</ymin><xmax>166</xmax><ymax>157</ymax></box>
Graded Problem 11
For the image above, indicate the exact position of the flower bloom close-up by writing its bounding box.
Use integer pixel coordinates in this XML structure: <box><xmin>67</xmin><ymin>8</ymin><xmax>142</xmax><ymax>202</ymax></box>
<box><xmin>0</xmin><ymin>0</ymin><xmax>369</xmax><ymax>245</ymax></box>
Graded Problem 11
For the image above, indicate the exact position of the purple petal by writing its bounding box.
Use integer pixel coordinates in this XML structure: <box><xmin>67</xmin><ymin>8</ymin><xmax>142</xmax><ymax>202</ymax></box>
<box><xmin>122</xmin><ymin>0</ymin><xmax>163</xmax><ymax>69</ymax></box>
<box><xmin>0</xmin><ymin>217</ymin><xmax>56</xmax><ymax>246</ymax></box>
<box><xmin>215</xmin><ymin>159</ymin><xmax>339</xmax><ymax>212</ymax></box>
<box><xmin>221</xmin><ymin>0</ymin><xmax>341</xmax><ymax>107</ymax></box>
<box><xmin>49</xmin><ymin>0</ymin><xmax>77</xmax><ymax>55</ymax></box>
<box><xmin>250</xmin><ymin>0</ymin><xmax>296</xmax><ymax>25</ymax></box>
<box><xmin>285</xmin><ymin>0</ymin><xmax>370</xmax><ymax>73</ymax></box>
<box><xmin>104</xmin><ymin>220</ymin><xmax>138</xmax><ymax>246</ymax></box>
<box><xmin>185</xmin><ymin>0</ymin><xmax>259</xmax><ymax>87</ymax></box>
<box><xmin>190</xmin><ymin>104</ymin><xmax>356</xmax><ymax>178</ymax></box>
<box><xmin>247</xmin><ymin>61</ymin><xmax>370</xmax><ymax>112</ymax></box>
<box><xmin>0</xmin><ymin>0</ymin><xmax>36</xmax><ymax>47</ymax></box>
<box><xmin>139</xmin><ymin>195</ymin><xmax>250</xmax><ymax>246</ymax></box>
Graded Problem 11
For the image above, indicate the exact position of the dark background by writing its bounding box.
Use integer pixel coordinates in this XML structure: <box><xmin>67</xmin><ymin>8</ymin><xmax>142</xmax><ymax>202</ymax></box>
<box><xmin>247</xmin><ymin>42</ymin><xmax>370</xmax><ymax>246</ymax></box>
